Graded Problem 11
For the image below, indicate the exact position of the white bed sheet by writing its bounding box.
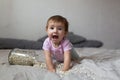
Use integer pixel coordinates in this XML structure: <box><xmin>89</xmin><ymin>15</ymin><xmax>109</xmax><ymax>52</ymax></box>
<box><xmin>0</xmin><ymin>48</ymin><xmax>120</xmax><ymax>80</ymax></box>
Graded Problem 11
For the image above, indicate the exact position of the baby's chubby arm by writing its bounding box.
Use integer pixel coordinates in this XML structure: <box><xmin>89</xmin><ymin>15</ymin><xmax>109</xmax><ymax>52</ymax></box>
<box><xmin>62</xmin><ymin>50</ymin><xmax>71</xmax><ymax>71</ymax></box>
<box><xmin>44</xmin><ymin>50</ymin><xmax>55</xmax><ymax>72</ymax></box>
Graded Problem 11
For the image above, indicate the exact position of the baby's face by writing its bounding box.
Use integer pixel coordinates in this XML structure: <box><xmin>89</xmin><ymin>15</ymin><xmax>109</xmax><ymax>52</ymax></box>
<box><xmin>46</xmin><ymin>20</ymin><xmax>67</xmax><ymax>45</ymax></box>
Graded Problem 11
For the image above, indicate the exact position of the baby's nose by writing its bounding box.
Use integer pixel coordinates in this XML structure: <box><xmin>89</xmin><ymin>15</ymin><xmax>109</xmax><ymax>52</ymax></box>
<box><xmin>53</xmin><ymin>28</ymin><xmax>57</xmax><ymax>32</ymax></box>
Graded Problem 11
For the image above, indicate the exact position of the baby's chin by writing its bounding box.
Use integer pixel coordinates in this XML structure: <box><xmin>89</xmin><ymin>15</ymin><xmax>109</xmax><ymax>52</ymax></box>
<box><xmin>51</xmin><ymin>39</ymin><xmax>61</xmax><ymax>44</ymax></box>
<box><xmin>51</xmin><ymin>39</ymin><xmax>59</xmax><ymax>43</ymax></box>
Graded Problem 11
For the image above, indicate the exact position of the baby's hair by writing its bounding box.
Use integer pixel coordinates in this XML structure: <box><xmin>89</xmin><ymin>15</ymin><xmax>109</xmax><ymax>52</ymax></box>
<box><xmin>46</xmin><ymin>15</ymin><xmax>69</xmax><ymax>32</ymax></box>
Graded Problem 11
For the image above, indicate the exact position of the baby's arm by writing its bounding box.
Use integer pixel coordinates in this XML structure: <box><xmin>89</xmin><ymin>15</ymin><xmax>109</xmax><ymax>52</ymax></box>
<box><xmin>62</xmin><ymin>50</ymin><xmax>71</xmax><ymax>71</ymax></box>
<box><xmin>44</xmin><ymin>50</ymin><xmax>55</xmax><ymax>72</ymax></box>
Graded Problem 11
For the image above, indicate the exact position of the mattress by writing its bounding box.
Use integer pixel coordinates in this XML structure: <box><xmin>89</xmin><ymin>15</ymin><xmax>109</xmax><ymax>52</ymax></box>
<box><xmin>0</xmin><ymin>48</ymin><xmax>120</xmax><ymax>80</ymax></box>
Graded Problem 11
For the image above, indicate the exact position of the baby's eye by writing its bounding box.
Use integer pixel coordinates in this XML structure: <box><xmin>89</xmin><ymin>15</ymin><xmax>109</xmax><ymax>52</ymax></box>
<box><xmin>58</xmin><ymin>27</ymin><xmax>63</xmax><ymax>30</ymax></box>
<box><xmin>49</xmin><ymin>27</ymin><xmax>54</xmax><ymax>30</ymax></box>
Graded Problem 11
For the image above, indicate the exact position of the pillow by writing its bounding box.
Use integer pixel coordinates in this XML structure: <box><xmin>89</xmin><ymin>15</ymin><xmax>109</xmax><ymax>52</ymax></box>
<box><xmin>66</xmin><ymin>32</ymin><xmax>86</xmax><ymax>44</ymax></box>
<box><xmin>21</xmin><ymin>40</ymin><xmax>43</xmax><ymax>50</ymax></box>
<box><xmin>37</xmin><ymin>35</ymin><xmax>48</xmax><ymax>42</ymax></box>
<box><xmin>0</xmin><ymin>38</ymin><xmax>43</xmax><ymax>50</ymax></box>
<box><xmin>37</xmin><ymin>32</ymin><xmax>86</xmax><ymax>44</ymax></box>
<box><xmin>0</xmin><ymin>38</ymin><xmax>24</xmax><ymax>49</ymax></box>
<box><xmin>73</xmin><ymin>40</ymin><xmax>103</xmax><ymax>48</ymax></box>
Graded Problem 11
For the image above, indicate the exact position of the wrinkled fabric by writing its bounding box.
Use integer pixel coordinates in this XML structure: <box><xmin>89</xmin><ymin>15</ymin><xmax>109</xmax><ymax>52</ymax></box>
<box><xmin>0</xmin><ymin>48</ymin><xmax>120</xmax><ymax>80</ymax></box>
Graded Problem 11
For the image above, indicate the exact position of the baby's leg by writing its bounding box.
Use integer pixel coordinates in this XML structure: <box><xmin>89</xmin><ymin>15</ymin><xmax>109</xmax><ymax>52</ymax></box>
<box><xmin>71</xmin><ymin>48</ymin><xmax>80</xmax><ymax>64</ymax></box>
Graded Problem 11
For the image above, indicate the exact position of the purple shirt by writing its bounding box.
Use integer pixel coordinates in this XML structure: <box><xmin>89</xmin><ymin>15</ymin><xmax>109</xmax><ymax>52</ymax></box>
<box><xmin>42</xmin><ymin>37</ymin><xmax>72</xmax><ymax>61</ymax></box>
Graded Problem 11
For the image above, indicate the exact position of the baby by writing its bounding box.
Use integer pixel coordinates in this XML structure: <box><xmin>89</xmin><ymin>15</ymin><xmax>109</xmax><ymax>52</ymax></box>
<box><xmin>42</xmin><ymin>15</ymin><xmax>79</xmax><ymax>72</ymax></box>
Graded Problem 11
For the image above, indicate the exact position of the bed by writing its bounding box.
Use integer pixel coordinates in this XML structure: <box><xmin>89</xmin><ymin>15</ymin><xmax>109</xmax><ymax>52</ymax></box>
<box><xmin>0</xmin><ymin>48</ymin><xmax>120</xmax><ymax>80</ymax></box>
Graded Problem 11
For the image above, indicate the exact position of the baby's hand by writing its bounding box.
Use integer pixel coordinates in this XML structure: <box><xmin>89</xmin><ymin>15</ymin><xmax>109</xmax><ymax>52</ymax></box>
<box><xmin>48</xmin><ymin>68</ymin><xmax>56</xmax><ymax>72</ymax></box>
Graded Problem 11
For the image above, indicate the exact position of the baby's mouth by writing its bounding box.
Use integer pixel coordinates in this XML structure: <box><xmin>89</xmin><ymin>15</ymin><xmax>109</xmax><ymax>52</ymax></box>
<box><xmin>52</xmin><ymin>35</ymin><xmax>59</xmax><ymax>39</ymax></box>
